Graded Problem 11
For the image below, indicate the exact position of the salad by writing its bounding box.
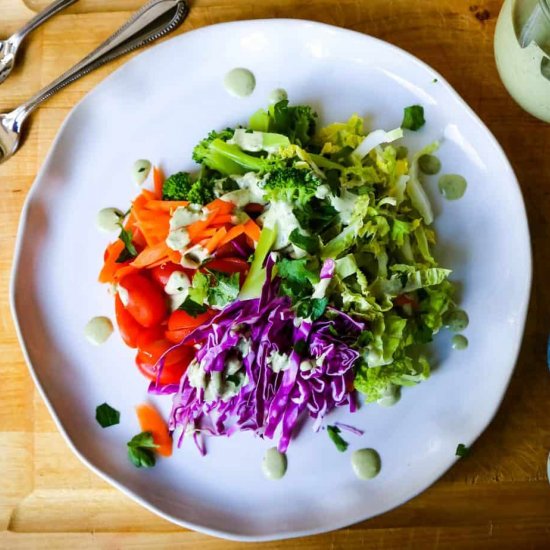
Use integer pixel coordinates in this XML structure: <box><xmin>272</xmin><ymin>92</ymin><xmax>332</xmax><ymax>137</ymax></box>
<box><xmin>97</xmin><ymin>98</ymin><xmax>461</xmax><ymax>467</ymax></box>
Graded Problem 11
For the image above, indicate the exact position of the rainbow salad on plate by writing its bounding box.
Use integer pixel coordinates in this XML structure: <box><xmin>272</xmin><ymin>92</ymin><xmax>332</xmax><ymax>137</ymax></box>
<box><xmin>94</xmin><ymin>98</ymin><xmax>465</xmax><ymax>470</ymax></box>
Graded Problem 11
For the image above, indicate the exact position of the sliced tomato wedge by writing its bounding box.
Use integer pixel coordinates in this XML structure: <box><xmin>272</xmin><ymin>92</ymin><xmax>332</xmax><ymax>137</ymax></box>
<box><xmin>150</xmin><ymin>262</ymin><xmax>191</xmax><ymax>288</ymax></box>
<box><xmin>167</xmin><ymin>309</ymin><xmax>214</xmax><ymax>332</ymax></box>
<box><xmin>115</xmin><ymin>294</ymin><xmax>144</xmax><ymax>348</ymax></box>
<box><xmin>119</xmin><ymin>272</ymin><xmax>167</xmax><ymax>327</ymax></box>
<box><xmin>135</xmin><ymin>336</ymin><xmax>194</xmax><ymax>386</ymax></box>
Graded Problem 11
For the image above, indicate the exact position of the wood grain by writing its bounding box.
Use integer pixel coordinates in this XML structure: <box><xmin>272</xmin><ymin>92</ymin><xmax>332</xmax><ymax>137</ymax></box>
<box><xmin>1</xmin><ymin>0</ymin><xmax>550</xmax><ymax>548</ymax></box>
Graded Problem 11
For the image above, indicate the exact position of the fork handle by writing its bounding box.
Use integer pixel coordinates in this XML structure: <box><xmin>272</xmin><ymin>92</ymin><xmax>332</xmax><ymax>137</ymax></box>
<box><xmin>10</xmin><ymin>0</ymin><xmax>78</xmax><ymax>48</ymax></box>
<box><xmin>11</xmin><ymin>0</ymin><xmax>188</xmax><ymax>130</ymax></box>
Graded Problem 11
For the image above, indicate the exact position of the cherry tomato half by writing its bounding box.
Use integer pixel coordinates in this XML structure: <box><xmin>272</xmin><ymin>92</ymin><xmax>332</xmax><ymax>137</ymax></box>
<box><xmin>136</xmin><ymin>338</ymin><xmax>195</xmax><ymax>385</ymax></box>
<box><xmin>165</xmin><ymin>327</ymin><xmax>194</xmax><ymax>344</ymax></box>
<box><xmin>119</xmin><ymin>272</ymin><xmax>167</xmax><ymax>328</ymax></box>
<box><xmin>114</xmin><ymin>294</ymin><xmax>144</xmax><ymax>348</ymax></box>
<box><xmin>150</xmin><ymin>263</ymin><xmax>189</xmax><ymax>289</ymax></box>
<box><xmin>167</xmin><ymin>309</ymin><xmax>214</xmax><ymax>332</ymax></box>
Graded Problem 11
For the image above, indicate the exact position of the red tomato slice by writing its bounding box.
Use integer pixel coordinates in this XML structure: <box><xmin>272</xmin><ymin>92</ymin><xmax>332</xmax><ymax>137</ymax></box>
<box><xmin>136</xmin><ymin>338</ymin><xmax>194</xmax><ymax>385</ymax></box>
<box><xmin>167</xmin><ymin>309</ymin><xmax>214</xmax><ymax>332</ymax></box>
<box><xmin>205</xmin><ymin>257</ymin><xmax>250</xmax><ymax>274</ymax></box>
<box><xmin>165</xmin><ymin>328</ymin><xmax>194</xmax><ymax>344</ymax></box>
<box><xmin>150</xmin><ymin>263</ymin><xmax>191</xmax><ymax>288</ymax></box>
<box><xmin>119</xmin><ymin>272</ymin><xmax>167</xmax><ymax>328</ymax></box>
<box><xmin>114</xmin><ymin>294</ymin><xmax>144</xmax><ymax>348</ymax></box>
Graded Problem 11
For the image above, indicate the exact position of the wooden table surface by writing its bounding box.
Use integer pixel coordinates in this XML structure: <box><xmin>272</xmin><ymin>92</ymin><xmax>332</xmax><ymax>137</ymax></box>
<box><xmin>1</xmin><ymin>0</ymin><xmax>550</xmax><ymax>548</ymax></box>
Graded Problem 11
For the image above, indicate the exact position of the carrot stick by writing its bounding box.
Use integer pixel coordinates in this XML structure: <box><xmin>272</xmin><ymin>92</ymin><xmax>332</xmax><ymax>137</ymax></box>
<box><xmin>141</xmin><ymin>189</ymin><xmax>158</xmax><ymax>201</ymax></box>
<box><xmin>243</xmin><ymin>219</ymin><xmax>261</xmax><ymax>242</ymax></box>
<box><xmin>113</xmin><ymin>265</ymin><xmax>138</xmax><ymax>281</ymax></box>
<box><xmin>210</xmin><ymin>214</ymin><xmax>234</xmax><ymax>226</ymax></box>
<box><xmin>219</xmin><ymin>224</ymin><xmax>245</xmax><ymax>246</ymax></box>
<box><xmin>187</xmin><ymin>209</ymin><xmax>219</xmax><ymax>240</ymax></box>
<box><xmin>205</xmin><ymin>227</ymin><xmax>228</xmax><ymax>253</ymax></box>
<box><xmin>153</xmin><ymin>167</ymin><xmax>164</xmax><ymax>199</ymax></box>
<box><xmin>131</xmin><ymin>241</ymin><xmax>172</xmax><ymax>268</ymax></box>
<box><xmin>145</xmin><ymin>200</ymin><xmax>189</xmax><ymax>212</ymax></box>
<box><xmin>98</xmin><ymin>240</ymin><xmax>125</xmax><ymax>283</ymax></box>
<box><xmin>135</xmin><ymin>403</ymin><xmax>172</xmax><ymax>457</ymax></box>
<box><xmin>206</xmin><ymin>198</ymin><xmax>234</xmax><ymax>215</ymax></box>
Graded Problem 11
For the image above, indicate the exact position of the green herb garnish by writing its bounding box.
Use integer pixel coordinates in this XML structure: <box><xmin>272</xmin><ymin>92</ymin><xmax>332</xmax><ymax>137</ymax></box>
<box><xmin>455</xmin><ymin>443</ymin><xmax>470</xmax><ymax>458</ymax></box>
<box><xmin>207</xmin><ymin>270</ymin><xmax>240</xmax><ymax>308</ymax></box>
<box><xmin>115</xmin><ymin>226</ymin><xmax>138</xmax><ymax>263</ymax></box>
<box><xmin>289</xmin><ymin>228</ymin><xmax>321</xmax><ymax>255</ymax></box>
<box><xmin>327</xmin><ymin>425</ymin><xmax>349</xmax><ymax>452</ymax></box>
<box><xmin>401</xmin><ymin>105</ymin><xmax>426</xmax><ymax>131</ymax></box>
<box><xmin>296</xmin><ymin>297</ymin><xmax>328</xmax><ymax>321</ymax></box>
<box><xmin>178</xmin><ymin>296</ymin><xmax>208</xmax><ymax>317</ymax></box>
<box><xmin>95</xmin><ymin>403</ymin><xmax>120</xmax><ymax>428</ymax></box>
<box><xmin>127</xmin><ymin>431</ymin><xmax>158</xmax><ymax>468</ymax></box>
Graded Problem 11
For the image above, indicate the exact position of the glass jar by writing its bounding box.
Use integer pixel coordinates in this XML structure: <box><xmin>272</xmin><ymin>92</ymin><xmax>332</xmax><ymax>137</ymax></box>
<box><xmin>494</xmin><ymin>0</ymin><xmax>550</xmax><ymax>122</ymax></box>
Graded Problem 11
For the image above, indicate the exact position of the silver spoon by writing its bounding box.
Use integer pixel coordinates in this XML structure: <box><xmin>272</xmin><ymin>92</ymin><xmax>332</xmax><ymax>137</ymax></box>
<box><xmin>0</xmin><ymin>0</ymin><xmax>79</xmax><ymax>85</ymax></box>
<box><xmin>0</xmin><ymin>0</ymin><xmax>189</xmax><ymax>164</ymax></box>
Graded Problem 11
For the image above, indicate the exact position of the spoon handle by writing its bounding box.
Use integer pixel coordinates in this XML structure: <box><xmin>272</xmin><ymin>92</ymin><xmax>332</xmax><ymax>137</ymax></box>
<box><xmin>10</xmin><ymin>0</ymin><xmax>188</xmax><ymax>130</ymax></box>
<box><xmin>9</xmin><ymin>0</ymin><xmax>78</xmax><ymax>48</ymax></box>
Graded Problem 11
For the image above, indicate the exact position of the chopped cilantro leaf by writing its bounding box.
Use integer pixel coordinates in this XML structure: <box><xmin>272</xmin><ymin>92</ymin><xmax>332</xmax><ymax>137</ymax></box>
<box><xmin>401</xmin><ymin>105</ymin><xmax>426</xmax><ymax>131</ymax></box>
<box><xmin>327</xmin><ymin>425</ymin><xmax>349</xmax><ymax>452</ymax></box>
<box><xmin>115</xmin><ymin>226</ymin><xmax>138</xmax><ymax>263</ymax></box>
<box><xmin>179</xmin><ymin>296</ymin><xmax>208</xmax><ymax>317</ymax></box>
<box><xmin>207</xmin><ymin>270</ymin><xmax>240</xmax><ymax>307</ymax></box>
<box><xmin>296</xmin><ymin>297</ymin><xmax>328</xmax><ymax>321</ymax></box>
<box><xmin>289</xmin><ymin>228</ymin><xmax>320</xmax><ymax>255</ymax></box>
<box><xmin>455</xmin><ymin>443</ymin><xmax>470</xmax><ymax>458</ymax></box>
<box><xmin>95</xmin><ymin>403</ymin><xmax>120</xmax><ymax>428</ymax></box>
<box><xmin>127</xmin><ymin>431</ymin><xmax>158</xmax><ymax>468</ymax></box>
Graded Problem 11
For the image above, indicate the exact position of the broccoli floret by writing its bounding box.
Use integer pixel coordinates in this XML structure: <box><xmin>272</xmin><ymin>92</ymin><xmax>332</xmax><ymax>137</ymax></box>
<box><xmin>250</xmin><ymin>100</ymin><xmax>317</xmax><ymax>146</ymax></box>
<box><xmin>162</xmin><ymin>171</ymin><xmax>193</xmax><ymax>200</ymax></box>
<box><xmin>193</xmin><ymin>135</ymin><xmax>280</xmax><ymax>176</ymax></box>
<box><xmin>162</xmin><ymin>171</ymin><xmax>216</xmax><ymax>205</ymax></box>
<box><xmin>187</xmin><ymin>178</ymin><xmax>216</xmax><ymax>205</ymax></box>
<box><xmin>262</xmin><ymin>167</ymin><xmax>321</xmax><ymax>205</ymax></box>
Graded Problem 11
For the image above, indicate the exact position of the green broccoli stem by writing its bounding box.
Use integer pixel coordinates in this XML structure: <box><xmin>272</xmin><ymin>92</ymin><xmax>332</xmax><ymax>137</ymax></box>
<box><xmin>209</xmin><ymin>139</ymin><xmax>270</xmax><ymax>175</ymax></box>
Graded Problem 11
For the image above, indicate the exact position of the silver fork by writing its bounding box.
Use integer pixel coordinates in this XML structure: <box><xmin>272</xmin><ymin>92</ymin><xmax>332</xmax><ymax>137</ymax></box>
<box><xmin>0</xmin><ymin>0</ymin><xmax>79</xmax><ymax>85</ymax></box>
<box><xmin>0</xmin><ymin>0</ymin><xmax>189</xmax><ymax>164</ymax></box>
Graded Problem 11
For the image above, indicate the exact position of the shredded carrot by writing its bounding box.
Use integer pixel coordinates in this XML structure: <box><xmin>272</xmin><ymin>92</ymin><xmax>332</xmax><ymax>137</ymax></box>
<box><xmin>205</xmin><ymin>227</ymin><xmax>228</xmax><ymax>253</ymax></box>
<box><xmin>153</xmin><ymin>167</ymin><xmax>164</xmax><ymax>199</ymax></box>
<box><xmin>243</xmin><ymin>219</ymin><xmax>261</xmax><ymax>242</ymax></box>
<box><xmin>141</xmin><ymin>189</ymin><xmax>157</xmax><ymax>201</ymax></box>
<box><xmin>210</xmin><ymin>214</ymin><xmax>234</xmax><ymax>226</ymax></box>
<box><xmin>219</xmin><ymin>224</ymin><xmax>245</xmax><ymax>246</ymax></box>
<box><xmin>206</xmin><ymin>198</ymin><xmax>234</xmax><ymax>215</ymax></box>
<box><xmin>187</xmin><ymin>209</ymin><xmax>219</xmax><ymax>240</ymax></box>
<box><xmin>145</xmin><ymin>200</ymin><xmax>189</xmax><ymax>212</ymax></box>
<box><xmin>99</xmin><ymin>240</ymin><xmax>126</xmax><ymax>283</ymax></box>
<box><xmin>131</xmin><ymin>241</ymin><xmax>172</xmax><ymax>268</ymax></box>
<box><xmin>135</xmin><ymin>403</ymin><xmax>172</xmax><ymax>457</ymax></box>
<box><xmin>113</xmin><ymin>265</ymin><xmax>138</xmax><ymax>281</ymax></box>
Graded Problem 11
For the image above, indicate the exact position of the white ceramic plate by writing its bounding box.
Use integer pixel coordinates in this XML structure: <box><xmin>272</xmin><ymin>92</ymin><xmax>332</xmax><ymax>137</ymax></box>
<box><xmin>10</xmin><ymin>19</ymin><xmax>531</xmax><ymax>541</ymax></box>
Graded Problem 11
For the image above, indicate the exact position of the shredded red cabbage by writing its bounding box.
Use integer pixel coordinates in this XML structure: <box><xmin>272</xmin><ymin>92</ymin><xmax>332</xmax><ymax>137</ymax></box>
<box><xmin>162</xmin><ymin>254</ymin><xmax>363</xmax><ymax>454</ymax></box>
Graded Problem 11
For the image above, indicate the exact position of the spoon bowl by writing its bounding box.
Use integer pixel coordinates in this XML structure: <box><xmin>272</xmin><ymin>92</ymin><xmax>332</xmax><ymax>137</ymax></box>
<box><xmin>0</xmin><ymin>111</ymin><xmax>22</xmax><ymax>163</ymax></box>
<box><xmin>0</xmin><ymin>0</ymin><xmax>188</xmax><ymax>165</ymax></box>
<box><xmin>0</xmin><ymin>39</ymin><xmax>18</xmax><ymax>85</ymax></box>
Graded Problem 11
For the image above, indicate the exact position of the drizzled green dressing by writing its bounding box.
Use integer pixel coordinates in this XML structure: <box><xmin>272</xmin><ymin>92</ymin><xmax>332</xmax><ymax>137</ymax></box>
<box><xmin>438</xmin><ymin>174</ymin><xmax>467</xmax><ymax>200</ymax></box>
<box><xmin>268</xmin><ymin>88</ymin><xmax>288</xmax><ymax>104</ymax></box>
<box><xmin>418</xmin><ymin>154</ymin><xmax>441</xmax><ymax>175</ymax></box>
<box><xmin>223</xmin><ymin>68</ymin><xmax>256</xmax><ymax>98</ymax></box>
<box><xmin>351</xmin><ymin>448</ymin><xmax>381</xmax><ymax>480</ymax></box>
<box><xmin>262</xmin><ymin>447</ymin><xmax>287</xmax><ymax>480</ymax></box>
<box><xmin>444</xmin><ymin>309</ymin><xmax>469</xmax><ymax>332</ymax></box>
<box><xmin>452</xmin><ymin>334</ymin><xmax>469</xmax><ymax>350</ymax></box>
